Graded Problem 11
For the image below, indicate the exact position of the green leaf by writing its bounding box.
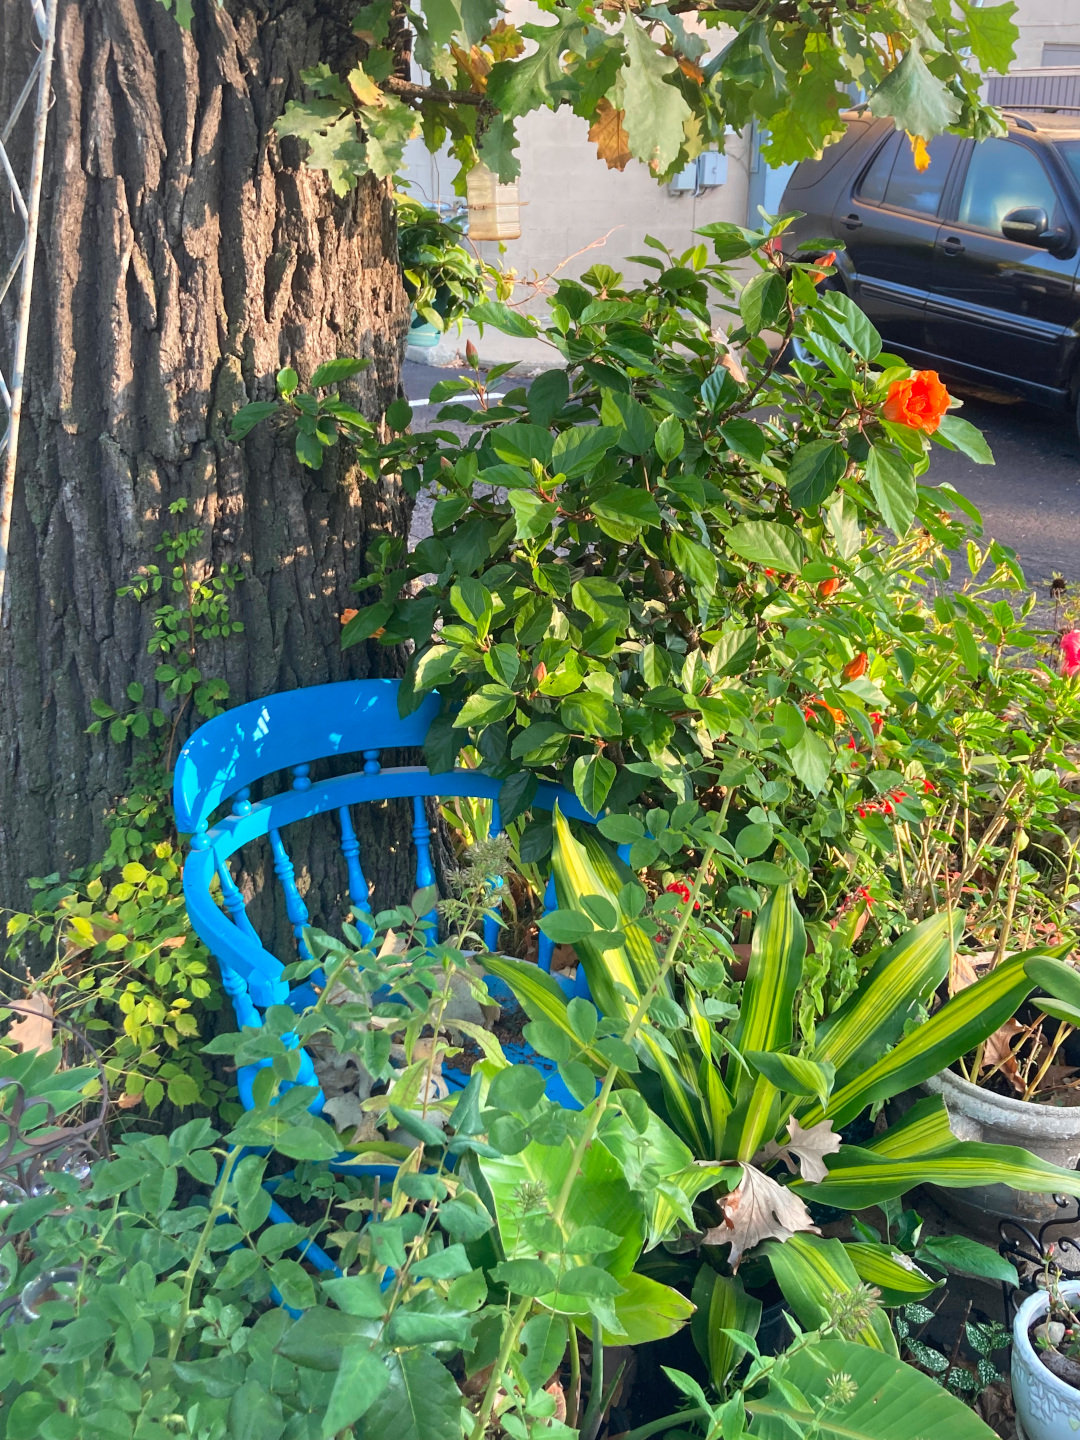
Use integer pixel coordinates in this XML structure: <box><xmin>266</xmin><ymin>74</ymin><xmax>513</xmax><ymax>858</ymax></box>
<box><xmin>520</xmin><ymin>1312</ymin><xmax>568</xmax><ymax>1391</ymax></box>
<box><xmin>552</xmin><ymin>424</ymin><xmax>622</xmax><ymax>479</ymax></box>
<box><xmin>788</xmin><ymin>730</ymin><xmax>832</xmax><ymax>797</ymax></box>
<box><xmin>386</xmin><ymin>397</ymin><xmax>413</xmax><ymax>432</ymax></box>
<box><xmin>726</xmin><ymin>520</ymin><xmax>806</xmax><ymax>574</ymax></box>
<box><xmin>799</xmin><ymin>1138</ymin><xmax>1080</xmax><ymax>1210</ymax></box>
<box><xmin>492</xmin><ymin>1257</ymin><xmax>559</xmax><ymax>1296</ymax></box>
<box><xmin>620</xmin><ymin>15</ymin><xmax>693</xmax><ymax>175</ymax></box>
<box><xmin>868</xmin><ymin>43</ymin><xmax>962</xmax><ymax>139</ymax></box>
<box><xmin>733</xmin><ymin>887</ymin><xmax>804</xmax><ymax>1057</ymax></box>
<box><xmin>960</xmin><ymin>0</ymin><xmax>1019</xmax><ymax>75</ymax></box>
<box><xmin>740</xmin><ymin>269</ymin><xmax>787</xmax><ymax>333</ymax></box>
<box><xmin>573</xmin><ymin>754</ymin><xmax>617</xmax><ymax>815</ymax></box>
<box><xmin>591</xmin><ymin>485</ymin><xmax>661</xmax><ymax>532</ymax></box>
<box><xmin>310</xmin><ymin>357</ymin><xmax>370</xmax><ymax>387</ymax></box>
<box><xmin>818</xmin><ymin>290</ymin><xmax>882</xmax><ymax>361</ymax></box>
<box><xmin>470</xmin><ymin>300</ymin><xmax>538</xmax><ymax>339</ymax></box>
<box><xmin>764</xmin><ymin>1233</ymin><xmax>897</xmax><ymax>1351</ymax></box>
<box><xmin>866</xmin><ymin>445</ymin><xmax>917</xmax><ymax>536</ymax></box>
<box><xmin>322</xmin><ymin>1346</ymin><xmax>390</xmax><ymax>1437</ymax></box>
<box><xmin>1026</xmin><ymin>955</ymin><xmax>1080</xmax><ymax>1011</ymax></box>
<box><xmin>691</xmin><ymin>1266</ymin><xmax>761</xmax><ymax>1389</ymax></box>
<box><xmin>275</xmin><ymin>102</ymin><xmax>367</xmax><ymax>196</ymax></box>
<box><xmin>916</xmin><ymin>1233</ymin><xmax>1018</xmax><ymax>1286</ymax></box>
<box><xmin>230</xmin><ymin>401</ymin><xmax>280</xmax><ymax>441</ymax></box>
<box><xmin>229</xmin><ymin>1381</ymin><xmax>285</xmax><ymax>1440</ymax></box>
<box><xmin>479</xmin><ymin>114</ymin><xmax>521</xmax><ymax>182</ymax></box>
<box><xmin>786</xmin><ymin>438</ymin><xmax>846</xmax><ymax>510</ymax></box>
<box><xmin>804</xmin><ymin>945</ymin><xmax>1039</xmax><ymax>1131</ymax></box>
<box><xmin>586</xmin><ymin>1271</ymin><xmax>694</xmax><ymax>1345</ymax></box>
<box><xmin>453</xmin><ymin>685</ymin><xmax>517</xmax><ymax>729</ymax></box>
<box><xmin>753</xmin><ymin>1336</ymin><xmax>997</xmax><ymax>1439</ymax></box>
<box><xmin>357</xmin><ymin>1348</ymin><xmax>464</xmax><ymax>1440</ymax></box>
<box><xmin>559</xmin><ymin>691</ymin><xmax>621</xmax><ymax>738</ymax></box>
<box><xmin>747</xmin><ymin>1051</ymin><xmax>834</xmax><ymax>1108</ymax></box>
<box><xmin>600</xmin><ymin>390</ymin><xmax>656</xmax><ymax>455</ymax></box>
<box><xmin>935</xmin><ymin>413</ymin><xmax>994</xmax><ymax>464</ymax></box>
<box><xmin>486</xmin><ymin>14</ymin><xmax>584</xmax><ymax>119</ymax></box>
<box><xmin>845</xmin><ymin>1241</ymin><xmax>939</xmax><ymax>1305</ymax></box>
<box><xmin>655</xmin><ymin>414</ymin><xmax>685</xmax><ymax>463</ymax></box>
<box><xmin>363</xmin><ymin>96</ymin><xmax>421</xmax><ymax>178</ymax></box>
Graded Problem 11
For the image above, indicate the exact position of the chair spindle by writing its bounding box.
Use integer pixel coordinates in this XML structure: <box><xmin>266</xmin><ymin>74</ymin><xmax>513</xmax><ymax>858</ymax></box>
<box><xmin>269</xmin><ymin>827</ymin><xmax>312</xmax><ymax>958</ymax></box>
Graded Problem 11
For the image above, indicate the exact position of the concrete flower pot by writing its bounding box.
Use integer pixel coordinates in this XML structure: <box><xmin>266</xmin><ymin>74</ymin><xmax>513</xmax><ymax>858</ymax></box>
<box><xmin>923</xmin><ymin>1068</ymin><xmax>1080</xmax><ymax>1242</ymax></box>
<box><xmin>1012</xmin><ymin>1281</ymin><xmax>1080</xmax><ymax>1440</ymax></box>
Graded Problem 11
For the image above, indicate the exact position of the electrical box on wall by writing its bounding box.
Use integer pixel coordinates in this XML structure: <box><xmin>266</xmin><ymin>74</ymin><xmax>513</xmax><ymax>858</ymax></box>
<box><xmin>667</xmin><ymin>150</ymin><xmax>728</xmax><ymax>197</ymax></box>
<box><xmin>697</xmin><ymin>151</ymin><xmax>727</xmax><ymax>188</ymax></box>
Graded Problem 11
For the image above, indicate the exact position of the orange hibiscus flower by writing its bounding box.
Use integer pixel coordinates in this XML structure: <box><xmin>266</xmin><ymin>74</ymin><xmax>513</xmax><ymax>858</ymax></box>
<box><xmin>882</xmin><ymin>370</ymin><xmax>951</xmax><ymax>434</ymax></box>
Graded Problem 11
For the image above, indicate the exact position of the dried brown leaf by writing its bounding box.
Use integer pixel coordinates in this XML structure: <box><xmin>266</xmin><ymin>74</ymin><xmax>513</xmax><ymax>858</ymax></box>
<box><xmin>589</xmin><ymin>99</ymin><xmax>632</xmax><ymax>172</ymax></box>
<box><xmin>6</xmin><ymin>993</ymin><xmax>53</xmax><ymax>1054</ymax></box>
<box><xmin>701</xmin><ymin>1164</ymin><xmax>819</xmax><ymax>1269</ymax></box>
<box><xmin>982</xmin><ymin>1016</ymin><xmax>1026</xmax><ymax>1092</ymax></box>
<box><xmin>776</xmin><ymin>1117</ymin><xmax>842</xmax><ymax>1184</ymax></box>
<box><xmin>677</xmin><ymin>56</ymin><xmax>705</xmax><ymax>84</ymax></box>
<box><xmin>720</xmin><ymin>351</ymin><xmax>747</xmax><ymax>386</ymax></box>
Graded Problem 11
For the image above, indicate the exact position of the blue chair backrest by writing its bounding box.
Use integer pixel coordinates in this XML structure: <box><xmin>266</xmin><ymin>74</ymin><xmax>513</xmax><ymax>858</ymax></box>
<box><xmin>174</xmin><ymin>679</ymin><xmax>594</xmax><ymax>1028</ymax></box>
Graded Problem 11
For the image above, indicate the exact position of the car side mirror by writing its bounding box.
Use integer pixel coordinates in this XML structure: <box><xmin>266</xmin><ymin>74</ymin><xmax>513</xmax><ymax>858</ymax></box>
<box><xmin>1002</xmin><ymin>206</ymin><xmax>1068</xmax><ymax>251</ymax></box>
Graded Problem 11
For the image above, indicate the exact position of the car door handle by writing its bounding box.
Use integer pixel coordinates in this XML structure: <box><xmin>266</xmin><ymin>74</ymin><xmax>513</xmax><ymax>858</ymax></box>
<box><xmin>841</xmin><ymin>213</ymin><xmax>862</xmax><ymax>230</ymax></box>
<box><xmin>941</xmin><ymin>236</ymin><xmax>965</xmax><ymax>256</ymax></box>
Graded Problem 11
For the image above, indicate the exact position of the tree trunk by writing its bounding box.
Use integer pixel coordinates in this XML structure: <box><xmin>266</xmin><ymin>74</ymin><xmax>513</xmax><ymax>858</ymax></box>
<box><xmin>0</xmin><ymin>0</ymin><xmax>416</xmax><ymax>919</ymax></box>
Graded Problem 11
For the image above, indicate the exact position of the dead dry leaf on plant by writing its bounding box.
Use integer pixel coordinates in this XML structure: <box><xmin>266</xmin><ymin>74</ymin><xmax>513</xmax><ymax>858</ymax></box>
<box><xmin>6</xmin><ymin>993</ymin><xmax>54</xmax><ymax>1054</ymax></box>
<box><xmin>589</xmin><ymin>99</ymin><xmax>632</xmax><ymax>172</ymax></box>
<box><xmin>982</xmin><ymin>1016</ymin><xmax>1026</xmax><ymax>1092</ymax></box>
<box><xmin>701</xmin><ymin>1164</ymin><xmax>819</xmax><ymax>1269</ymax></box>
<box><xmin>949</xmin><ymin>950</ymin><xmax>992</xmax><ymax>996</ymax></box>
<box><xmin>760</xmin><ymin>1117</ymin><xmax>842</xmax><ymax>1184</ymax></box>
<box><xmin>720</xmin><ymin>351</ymin><xmax>747</xmax><ymax>386</ymax></box>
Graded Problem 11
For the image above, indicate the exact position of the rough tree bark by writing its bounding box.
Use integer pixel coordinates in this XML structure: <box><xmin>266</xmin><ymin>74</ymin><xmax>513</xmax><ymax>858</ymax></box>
<box><xmin>0</xmin><ymin>0</ymin><xmax>419</xmax><ymax>921</ymax></box>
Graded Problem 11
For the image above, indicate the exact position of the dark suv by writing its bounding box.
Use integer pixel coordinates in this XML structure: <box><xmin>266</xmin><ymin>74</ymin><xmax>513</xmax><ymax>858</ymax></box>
<box><xmin>780</xmin><ymin>110</ymin><xmax>1080</xmax><ymax>430</ymax></box>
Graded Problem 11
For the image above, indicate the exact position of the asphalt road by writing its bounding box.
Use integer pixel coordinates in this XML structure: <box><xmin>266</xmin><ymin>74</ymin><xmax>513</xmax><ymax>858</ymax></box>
<box><xmin>926</xmin><ymin>391</ymin><xmax>1080</xmax><ymax>589</ymax></box>
<box><xmin>403</xmin><ymin>362</ymin><xmax>1080</xmax><ymax>593</ymax></box>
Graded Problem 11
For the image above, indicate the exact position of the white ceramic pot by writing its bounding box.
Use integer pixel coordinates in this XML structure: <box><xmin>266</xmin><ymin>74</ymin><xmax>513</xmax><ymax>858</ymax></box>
<box><xmin>923</xmin><ymin>1069</ymin><xmax>1080</xmax><ymax>1241</ymax></box>
<box><xmin>1013</xmin><ymin>1282</ymin><xmax>1080</xmax><ymax>1440</ymax></box>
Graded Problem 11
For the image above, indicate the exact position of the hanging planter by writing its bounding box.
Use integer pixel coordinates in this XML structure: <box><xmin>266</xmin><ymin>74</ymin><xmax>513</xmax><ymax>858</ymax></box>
<box><xmin>466</xmin><ymin>163</ymin><xmax>521</xmax><ymax>241</ymax></box>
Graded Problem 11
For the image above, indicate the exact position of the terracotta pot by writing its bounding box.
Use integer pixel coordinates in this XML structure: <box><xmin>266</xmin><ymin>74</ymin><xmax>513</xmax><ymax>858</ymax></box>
<box><xmin>922</xmin><ymin>1068</ymin><xmax>1080</xmax><ymax>1243</ymax></box>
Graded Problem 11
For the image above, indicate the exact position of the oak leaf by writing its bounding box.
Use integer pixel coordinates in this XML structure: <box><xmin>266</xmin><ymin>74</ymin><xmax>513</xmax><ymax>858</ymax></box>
<box><xmin>761</xmin><ymin>1117</ymin><xmax>842</xmax><ymax>1184</ymax></box>
<box><xmin>678</xmin><ymin>56</ymin><xmax>705</xmax><ymax>85</ymax></box>
<box><xmin>6</xmin><ymin>993</ymin><xmax>54</xmax><ymax>1054</ymax></box>
<box><xmin>701</xmin><ymin>1163</ymin><xmax>819</xmax><ymax>1269</ymax></box>
<box><xmin>589</xmin><ymin>99</ymin><xmax>632</xmax><ymax>172</ymax></box>
<box><xmin>486</xmin><ymin>20</ymin><xmax>525</xmax><ymax>63</ymax></box>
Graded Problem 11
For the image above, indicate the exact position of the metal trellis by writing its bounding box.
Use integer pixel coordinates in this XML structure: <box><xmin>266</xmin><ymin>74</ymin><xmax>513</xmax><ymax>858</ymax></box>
<box><xmin>0</xmin><ymin>0</ymin><xmax>59</xmax><ymax>614</ymax></box>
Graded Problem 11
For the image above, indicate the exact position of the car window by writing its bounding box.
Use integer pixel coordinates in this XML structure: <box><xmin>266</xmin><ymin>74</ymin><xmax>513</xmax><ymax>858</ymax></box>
<box><xmin>958</xmin><ymin>138</ymin><xmax>1060</xmax><ymax>235</ymax></box>
<box><xmin>1055</xmin><ymin>139</ymin><xmax>1080</xmax><ymax>188</ymax></box>
<box><xmin>856</xmin><ymin>134</ymin><xmax>899</xmax><ymax>203</ymax></box>
<box><xmin>882</xmin><ymin>134</ymin><xmax>959</xmax><ymax>215</ymax></box>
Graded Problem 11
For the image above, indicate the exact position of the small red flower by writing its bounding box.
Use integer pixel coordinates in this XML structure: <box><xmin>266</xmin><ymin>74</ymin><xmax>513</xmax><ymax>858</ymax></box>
<box><xmin>869</xmin><ymin>711</ymin><xmax>883</xmax><ymax>735</ymax></box>
<box><xmin>857</xmin><ymin>886</ymin><xmax>874</xmax><ymax>911</ymax></box>
<box><xmin>764</xmin><ymin>568</ymin><xmax>777</xmax><ymax>578</ymax></box>
<box><xmin>846</xmin><ymin>736</ymin><xmax>856</xmax><ymax>749</ymax></box>
<box><xmin>666</xmin><ymin>882</ymin><xmax>692</xmax><ymax>905</ymax></box>
<box><xmin>923</xmin><ymin>778</ymin><xmax>935</xmax><ymax>794</ymax></box>
<box><xmin>857</xmin><ymin>806</ymin><xmax>867</xmax><ymax>818</ymax></box>
<box><xmin>842</xmin><ymin>652</ymin><xmax>868</xmax><ymax>681</ymax></box>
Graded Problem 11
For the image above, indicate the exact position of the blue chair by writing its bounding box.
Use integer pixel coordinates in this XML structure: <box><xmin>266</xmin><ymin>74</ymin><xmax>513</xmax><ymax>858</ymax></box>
<box><xmin>173</xmin><ymin>679</ymin><xmax>600</xmax><ymax>1126</ymax></box>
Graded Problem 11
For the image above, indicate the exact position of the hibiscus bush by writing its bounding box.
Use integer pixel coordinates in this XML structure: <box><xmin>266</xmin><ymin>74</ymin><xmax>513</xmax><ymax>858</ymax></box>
<box><xmin>337</xmin><ymin>214</ymin><xmax>1048</xmax><ymax>966</ymax></box>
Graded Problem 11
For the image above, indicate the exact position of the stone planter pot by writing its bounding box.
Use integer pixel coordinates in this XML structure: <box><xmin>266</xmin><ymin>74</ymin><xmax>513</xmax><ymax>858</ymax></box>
<box><xmin>1012</xmin><ymin>1281</ymin><xmax>1080</xmax><ymax>1440</ymax></box>
<box><xmin>923</xmin><ymin>1069</ymin><xmax>1080</xmax><ymax>1242</ymax></box>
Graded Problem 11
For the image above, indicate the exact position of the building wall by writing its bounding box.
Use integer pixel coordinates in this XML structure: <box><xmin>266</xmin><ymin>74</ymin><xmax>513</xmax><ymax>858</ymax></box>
<box><xmin>1007</xmin><ymin>0</ymin><xmax>1080</xmax><ymax>71</ymax></box>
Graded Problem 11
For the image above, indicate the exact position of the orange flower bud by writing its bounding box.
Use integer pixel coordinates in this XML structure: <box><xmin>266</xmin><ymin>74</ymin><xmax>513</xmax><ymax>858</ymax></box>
<box><xmin>817</xmin><ymin>576</ymin><xmax>840</xmax><ymax>600</ymax></box>
<box><xmin>341</xmin><ymin>609</ymin><xmax>358</xmax><ymax>625</ymax></box>
<box><xmin>533</xmin><ymin>662</ymin><xmax>547</xmax><ymax>683</ymax></box>
<box><xmin>842</xmin><ymin>652</ymin><xmax>868</xmax><ymax>681</ymax></box>
<box><xmin>465</xmin><ymin>338</ymin><xmax>479</xmax><ymax>367</ymax></box>
<box><xmin>809</xmin><ymin>250</ymin><xmax>837</xmax><ymax>284</ymax></box>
